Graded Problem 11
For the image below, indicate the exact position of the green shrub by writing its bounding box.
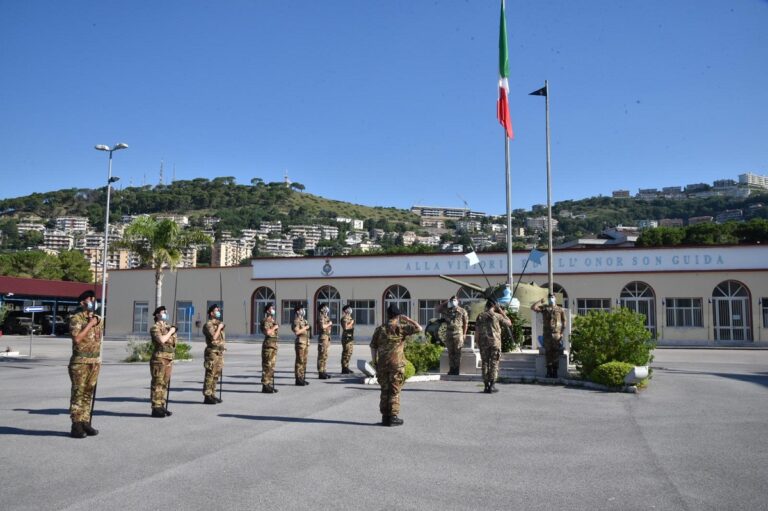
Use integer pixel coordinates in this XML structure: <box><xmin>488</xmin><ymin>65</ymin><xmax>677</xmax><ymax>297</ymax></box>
<box><xmin>404</xmin><ymin>359</ymin><xmax>416</xmax><ymax>380</ymax></box>
<box><xmin>404</xmin><ymin>337</ymin><xmax>444</xmax><ymax>374</ymax></box>
<box><xmin>590</xmin><ymin>361</ymin><xmax>634</xmax><ymax>388</ymax></box>
<box><xmin>124</xmin><ymin>337</ymin><xmax>192</xmax><ymax>362</ymax></box>
<box><xmin>570</xmin><ymin>307</ymin><xmax>655</xmax><ymax>378</ymax></box>
<box><xmin>501</xmin><ymin>310</ymin><xmax>527</xmax><ymax>352</ymax></box>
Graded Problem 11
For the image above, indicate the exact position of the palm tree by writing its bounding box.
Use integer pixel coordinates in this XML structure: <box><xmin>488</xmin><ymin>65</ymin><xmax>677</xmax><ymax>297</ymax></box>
<box><xmin>120</xmin><ymin>216</ymin><xmax>212</xmax><ymax>310</ymax></box>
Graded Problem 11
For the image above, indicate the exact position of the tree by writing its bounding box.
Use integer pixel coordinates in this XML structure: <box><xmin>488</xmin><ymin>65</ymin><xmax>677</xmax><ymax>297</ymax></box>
<box><xmin>289</xmin><ymin>182</ymin><xmax>306</xmax><ymax>192</ymax></box>
<box><xmin>120</xmin><ymin>217</ymin><xmax>212</xmax><ymax>310</ymax></box>
<box><xmin>58</xmin><ymin>250</ymin><xmax>92</xmax><ymax>282</ymax></box>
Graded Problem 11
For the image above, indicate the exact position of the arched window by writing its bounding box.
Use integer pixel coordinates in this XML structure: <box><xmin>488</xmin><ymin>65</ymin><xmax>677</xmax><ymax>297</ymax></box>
<box><xmin>620</xmin><ymin>281</ymin><xmax>656</xmax><ymax>337</ymax></box>
<box><xmin>315</xmin><ymin>285</ymin><xmax>342</xmax><ymax>336</ymax></box>
<box><xmin>252</xmin><ymin>287</ymin><xmax>276</xmax><ymax>334</ymax></box>
<box><xmin>712</xmin><ymin>280</ymin><xmax>752</xmax><ymax>342</ymax></box>
<box><xmin>384</xmin><ymin>285</ymin><xmax>411</xmax><ymax>318</ymax></box>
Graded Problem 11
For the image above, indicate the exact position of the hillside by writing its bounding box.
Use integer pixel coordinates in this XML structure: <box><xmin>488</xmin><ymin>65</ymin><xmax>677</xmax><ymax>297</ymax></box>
<box><xmin>0</xmin><ymin>177</ymin><xmax>420</xmax><ymax>233</ymax></box>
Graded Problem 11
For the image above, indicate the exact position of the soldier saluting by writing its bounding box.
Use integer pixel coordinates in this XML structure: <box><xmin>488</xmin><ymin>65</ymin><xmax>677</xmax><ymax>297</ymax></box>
<box><xmin>202</xmin><ymin>304</ymin><xmax>225</xmax><ymax>404</ymax></box>
<box><xmin>370</xmin><ymin>305</ymin><xmax>422</xmax><ymax>426</ymax></box>
<box><xmin>260</xmin><ymin>303</ymin><xmax>279</xmax><ymax>394</ymax></box>
<box><xmin>149</xmin><ymin>306</ymin><xmax>177</xmax><ymax>417</ymax></box>
<box><xmin>475</xmin><ymin>299</ymin><xmax>512</xmax><ymax>393</ymax></box>
<box><xmin>292</xmin><ymin>304</ymin><xmax>311</xmax><ymax>386</ymax></box>
<box><xmin>67</xmin><ymin>290</ymin><xmax>102</xmax><ymax>439</ymax></box>
<box><xmin>435</xmin><ymin>295</ymin><xmax>468</xmax><ymax>375</ymax></box>
<box><xmin>339</xmin><ymin>304</ymin><xmax>355</xmax><ymax>374</ymax></box>
<box><xmin>532</xmin><ymin>294</ymin><xmax>567</xmax><ymax>378</ymax></box>
<box><xmin>316</xmin><ymin>304</ymin><xmax>332</xmax><ymax>380</ymax></box>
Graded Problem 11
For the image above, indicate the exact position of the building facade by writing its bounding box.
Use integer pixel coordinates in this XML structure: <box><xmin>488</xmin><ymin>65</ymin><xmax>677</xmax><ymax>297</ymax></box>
<box><xmin>106</xmin><ymin>246</ymin><xmax>768</xmax><ymax>347</ymax></box>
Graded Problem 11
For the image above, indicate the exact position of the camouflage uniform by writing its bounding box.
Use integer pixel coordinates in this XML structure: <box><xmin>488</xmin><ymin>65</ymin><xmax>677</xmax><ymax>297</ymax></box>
<box><xmin>340</xmin><ymin>315</ymin><xmax>355</xmax><ymax>371</ymax></box>
<box><xmin>370</xmin><ymin>317</ymin><xmax>419</xmax><ymax>417</ymax></box>
<box><xmin>317</xmin><ymin>312</ymin><xmax>332</xmax><ymax>374</ymax></box>
<box><xmin>202</xmin><ymin>318</ymin><xmax>225</xmax><ymax>397</ymax></box>
<box><xmin>149</xmin><ymin>320</ymin><xmax>176</xmax><ymax>409</ymax></box>
<box><xmin>438</xmin><ymin>304</ymin><xmax>468</xmax><ymax>373</ymax></box>
<box><xmin>475</xmin><ymin>308</ymin><xmax>512</xmax><ymax>387</ymax></box>
<box><xmin>540</xmin><ymin>305</ymin><xmax>567</xmax><ymax>376</ymax></box>
<box><xmin>68</xmin><ymin>311</ymin><xmax>102</xmax><ymax>424</ymax></box>
<box><xmin>260</xmin><ymin>315</ymin><xmax>279</xmax><ymax>386</ymax></box>
<box><xmin>292</xmin><ymin>315</ymin><xmax>310</xmax><ymax>381</ymax></box>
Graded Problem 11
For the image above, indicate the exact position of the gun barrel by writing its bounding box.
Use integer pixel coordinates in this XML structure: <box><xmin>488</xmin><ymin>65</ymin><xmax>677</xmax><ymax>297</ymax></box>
<box><xmin>438</xmin><ymin>275</ymin><xmax>485</xmax><ymax>293</ymax></box>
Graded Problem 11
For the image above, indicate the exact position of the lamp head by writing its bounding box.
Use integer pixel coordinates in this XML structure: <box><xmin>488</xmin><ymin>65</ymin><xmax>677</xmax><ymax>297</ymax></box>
<box><xmin>95</xmin><ymin>145</ymin><xmax>110</xmax><ymax>151</ymax></box>
<box><xmin>108</xmin><ymin>176</ymin><xmax>120</xmax><ymax>184</ymax></box>
<box><xmin>114</xmin><ymin>143</ymin><xmax>129</xmax><ymax>150</ymax></box>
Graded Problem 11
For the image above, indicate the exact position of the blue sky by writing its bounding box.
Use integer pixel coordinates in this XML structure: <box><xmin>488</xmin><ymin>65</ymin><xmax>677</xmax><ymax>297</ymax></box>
<box><xmin>1</xmin><ymin>0</ymin><xmax>766</xmax><ymax>215</ymax></box>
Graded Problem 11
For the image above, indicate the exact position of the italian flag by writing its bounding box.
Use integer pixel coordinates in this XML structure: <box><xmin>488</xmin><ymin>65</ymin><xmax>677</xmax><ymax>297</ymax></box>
<box><xmin>497</xmin><ymin>0</ymin><xmax>514</xmax><ymax>139</ymax></box>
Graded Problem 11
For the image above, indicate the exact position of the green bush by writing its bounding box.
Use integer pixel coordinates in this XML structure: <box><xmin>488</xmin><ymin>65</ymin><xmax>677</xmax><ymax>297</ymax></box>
<box><xmin>590</xmin><ymin>361</ymin><xmax>634</xmax><ymax>388</ymax></box>
<box><xmin>404</xmin><ymin>337</ymin><xmax>444</xmax><ymax>374</ymax></box>
<box><xmin>124</xmin><ymin>337</ymin><xmax>193</xmax><ymax>362</ymax></box>
<box><xmin>501</xmin><ymin>310</ymin><xmax>527</xmax><ymax>352</ymax></box>
<box><xmin>570</xmin><ymin>307</ymin><xmax>655</xmax><ymax>378</ymax></box>
<box><xmin>404</xmin><ymin>359</ymin><xmax>416</xmax><ymax>380</ymax></box>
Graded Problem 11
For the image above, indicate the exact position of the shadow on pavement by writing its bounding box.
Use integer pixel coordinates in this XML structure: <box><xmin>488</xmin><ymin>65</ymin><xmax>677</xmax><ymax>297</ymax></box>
<box><xmin>219</xmin><ymin>413</ymin><xmax>378</xmax><ymax>427</ymax></box>
<box><xmin>655</xmin><ymin>368</ymin><xmax>768</xmax><ymax>388</ymax></box>
<box><xmin>97</xmin><ymin>396</ymin><xmax>201</xmax><ymax>405</ymax></box>
<box><xmin>403</xmin><ymin>387</ymin><xmax>480</xmax><ymax>394</ymax></box>
<box><xmin>171</xmin><ymin>387</ymin><xmax>260</xmax><ymax>394</ymax></box>
<box><xmin>0</xmin><ymin>426</ymin><xmax>70</xmax><ymax>437</ymax></box>
<box><xmin>14</xmin><ymin>408</ymin><xmax>149</xmax><ymax>418</ymax></box>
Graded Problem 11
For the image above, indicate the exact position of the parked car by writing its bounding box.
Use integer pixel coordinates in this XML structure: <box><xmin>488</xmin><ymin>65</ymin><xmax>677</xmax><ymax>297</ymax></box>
<box><xmin>4</xmin><ymin>317</ymin><xmax>42</xmax><ymax>335</ymax></box>
<box><xmin>42</xmin><ymin>315</ymin><xmax>69</xmax><ymax>335</ymax></box>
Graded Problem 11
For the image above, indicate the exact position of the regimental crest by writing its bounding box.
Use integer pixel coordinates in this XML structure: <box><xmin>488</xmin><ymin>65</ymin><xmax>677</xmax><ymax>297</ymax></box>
<box><xmin>321</xmin><ymin>259</ymin><xmax>334</xmax><ymax>276</ymax></box>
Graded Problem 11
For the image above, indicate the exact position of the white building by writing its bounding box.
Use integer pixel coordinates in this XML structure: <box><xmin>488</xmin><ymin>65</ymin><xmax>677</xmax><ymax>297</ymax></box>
<box><xmin>156</xmin><ymin>215</ymin><xmax>189</xmax><ymax>227</ymax></box>
<box><xmin>17</xmin><ymin>222</ymin><xmax>46</xmax><ymax>234</ymax></box>
<box><xmin>739</xmin><ymin>172</ymin><xmax>768</xmax><ymax>190</ymax></box>
<box><xmin>55</xmin><ymin>216</ymin><xmax>89</xmax><ymax>234</ymax></box>
<box><xmin>411</xmin><ymin>205</ymin><xmax>485</xmax><ymax>219</ymax></box>
<box><xmin>43</xmin><ymin>230</ymin><xmax>74</xmax><ymax>251</ymax></box>
<box><xmin>263</xmin><ymin>238</ymin><xmax>296</xmax><ymax>257</ymax></box>
<box><xmin>526</xmin><ymin>217</ymin><xmax>559</xmax><ymax>232</ymax></box>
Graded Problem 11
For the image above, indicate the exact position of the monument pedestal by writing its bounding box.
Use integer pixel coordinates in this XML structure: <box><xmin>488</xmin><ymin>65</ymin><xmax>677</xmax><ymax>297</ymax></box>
<box><xmin>439</xmin><ymin>333</ymin><xmax>480</xmax><ymax>375</ymax></box>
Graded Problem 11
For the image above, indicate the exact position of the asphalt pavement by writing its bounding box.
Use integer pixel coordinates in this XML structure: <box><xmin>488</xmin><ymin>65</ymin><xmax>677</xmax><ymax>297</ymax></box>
<box><xmin>1</xmin><ymin>336</ymin><xmax>767</xmax><ymax>511</ymax></box>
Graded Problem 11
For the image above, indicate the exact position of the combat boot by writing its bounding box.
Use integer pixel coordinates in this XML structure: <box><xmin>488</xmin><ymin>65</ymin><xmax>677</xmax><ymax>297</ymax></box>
<box><xmin>70</xmin><ymin>422</ymin><xmax>87</xmax><ymax>439</ymax></box>
<box><xmin>262</xmin><ymin>384</ymin><xmax>279</xmax><ymax>394</ymax></box>
<box><xmin>214</xmin><ymin>397</ymin><xmax>223</xmax><ymax>403</ymax></box>
<box><xmin>163</xmin><ymin>408</ymin><xmax>173</xmax><ymax>416</ymax></box>
<box><xmin>489</xmin><ymin>383</ymin><xmax>499</xmax><ymax>394</ymax></box>
<box><xmin>82</xmin><ymin>422</ymin><xmax>99</xmax><ymax>436</ymax></box>
<box><xmin>319</xmin><ymin>372</ymin><xmax>331</xmax><ymax>379</ymax></box>
<box><xmin>203</xmin><ymin>396</ymin><xmax>217</xmax><ymax>404</ymax></box>
<box><xmin>381</xmin><ymin>415</ymin><xmax>390</xmax><ymax>426</ymax></box>
<box><xmin>388</xmin><ymin>415</ymin><xmax>404</xmax><ymax>426</ymax></box>
<box><xmin>152</xmin><ymin>408</ymin><xmax>166</xmax><ymax>418</ymax></box>
<box><xmin>295</xmin><ymin>378</ymin><xmax>309</xmax><ymax>386</ymax></box>
<box><xmin>483</xmin><ymin>382</ymin><xmax>491</xmax><ymax>393</ymax></box>
<box><xmin>341</xmin><ymin>367</ymin><xmax>352</xmax><ymax>374</ymax></box>
<box><xmin>448</xmin><ymin>368</ymin><xmax>459</xmax><ymax>376</ymax></box>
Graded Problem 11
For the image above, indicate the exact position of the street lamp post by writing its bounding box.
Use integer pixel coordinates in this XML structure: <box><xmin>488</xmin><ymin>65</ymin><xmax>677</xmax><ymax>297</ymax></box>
<box><xmin>95</xmin><ymin>143</ymin><xmax>127</xmax><ymax>331</ymax></box>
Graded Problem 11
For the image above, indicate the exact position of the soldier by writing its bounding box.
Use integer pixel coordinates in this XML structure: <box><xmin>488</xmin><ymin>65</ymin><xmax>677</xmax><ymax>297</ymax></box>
<box><xmin>435</xmin><ymin>295</ymin><xmax>468</xmax><ymax>375</ymax></box>
<box><xmin>475</xmin><ymin>299</ymin><xmax>512</xmax><ymax>393</ymax></box>
<box><xmin>370</xmin><ymin>304</ymin><xmax>422</xmax><ymax>426</ymax></box>
<box><xmin>339</xmin><ymin>304</ymin><xmax>355</xmax><ymax>374</ymax></box>
<box><xmin>316</xmin><ymin>303</ymin><xmax>332</xmax><ymax>379</ymax></box>
<box><xmin>149</xmin><ymin>306</ymin><xmax>177</xmax><ymax>417</ymax></box>
<box><xmin>260</xmin><ymin>303</ymin><xmax>279</xmax><ymax>393</ymax></box>
<box><xmin>532</xmin><ymin>294</ymin><xmax>567</xmax><ymax>378</ymax></box>
<box><xmin>292</xmin><ymin>303</ymin><xmax>310</xmax><ymax>386</ymax></box>
<box><xmin>68</xmin><ymin>290</ymin><xmax>102</xmax><ymax>438</ymax></box>
<box><xmin>202</xmin><ymin>304</ymin><xmax>225</xmax><ymax>404</ymax></box>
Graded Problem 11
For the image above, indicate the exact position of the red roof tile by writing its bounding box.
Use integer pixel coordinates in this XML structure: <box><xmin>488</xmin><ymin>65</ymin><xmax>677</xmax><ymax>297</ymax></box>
<box><xmin>0</xmin><ymin>276</ymin><xmax>102</xmax><ymax>300</ymax></box>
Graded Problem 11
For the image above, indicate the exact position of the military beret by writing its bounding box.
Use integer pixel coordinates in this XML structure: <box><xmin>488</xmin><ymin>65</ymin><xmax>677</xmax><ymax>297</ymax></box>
<box><xmin>342</xmin><ymin>304</ymin><xmax>352</xmax><ymax>312</ymax></box>
<box><xmin>387</xmin><ymin>304</ymin><xmax>401</xmax><ymax>317</ymax></box>
<box><xmin>294</xmin><ymin>303</ymin><xmax>306</xmax><ymax>312</ymax></box>
<box><xmin>207</xmin><ymin>304</ymin><xmax>219</xmax><ymax>314</ymax></box>
<box><xmin>77</xmin><ymin>290</ymin><xmax>96</xmax><ymax>302</ymax></box>
<box><xmin>153</xmin><ymin>306</ymin><xmax>167</xmax><ymax>316</ymax></box>
<box><xmin>318</xmin><ymin>303</ymin><xmax>328</xmax><ymax>311</ymax></box>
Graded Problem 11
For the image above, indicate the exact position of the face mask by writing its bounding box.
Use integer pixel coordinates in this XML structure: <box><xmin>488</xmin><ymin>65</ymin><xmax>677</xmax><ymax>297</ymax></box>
<box><xmin>449</xmin><ymin>300</ymin><xmax>457</xmax><ymax>308</ymax></box>
<box><xmin>266</xmin><ymin>309</ymin><xmax>274</xmax><ymax>316</ymax></box>
<box><xmin>298</xmin><ymin>309</ymin><xmax>305</xmax><ymax>316</ymax></box>
<box><xmin>214</xmin><ymin>311</ymin><xmax>222</xmax><ymax>319</ymax></box>
<box><xmin>160</xmin><ymin>313</ymin><xmax>168</xmax><ymax>321</ymax></box>
<box><xmin>321</xmin><ymin>308</ymin><xmax>328</xmax><ymax>315</ymax></box>
<box><xmin>548</xmin><ymin>297</ymin><xmax>556</xmax><ymax>306</ymax></box>
<box><xmin>86</xmin><ymin>301</ymin><xmax>97</xmax><ymax>311</ymax></box>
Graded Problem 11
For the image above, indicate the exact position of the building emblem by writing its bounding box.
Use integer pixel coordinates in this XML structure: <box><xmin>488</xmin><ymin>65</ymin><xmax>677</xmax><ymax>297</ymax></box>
<box><xmin>321</xmin><ymin>259</ymin><xmax>334</xmax><ymax>276</ymax></box>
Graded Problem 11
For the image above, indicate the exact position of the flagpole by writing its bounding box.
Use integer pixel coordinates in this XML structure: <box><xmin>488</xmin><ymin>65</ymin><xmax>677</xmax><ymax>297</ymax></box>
<box><xmin>544</xmin><ymin>80</ymin><xmax>554</xmax><ymax>295</ymax></box>
<box><xmin>505</xmin><ymin>133</ymin><xmax>513</xmax><ymax>289</ymax></box>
